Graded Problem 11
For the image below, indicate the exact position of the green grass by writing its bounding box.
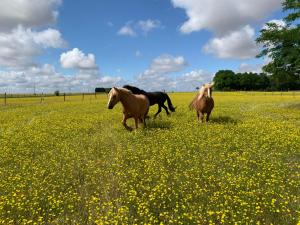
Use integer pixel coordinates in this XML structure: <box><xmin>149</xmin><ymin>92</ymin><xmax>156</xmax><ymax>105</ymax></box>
<box><xmin>0</xmin><ymin>93</ymin><xmax>299</xmax><ymax>224</ymax></box>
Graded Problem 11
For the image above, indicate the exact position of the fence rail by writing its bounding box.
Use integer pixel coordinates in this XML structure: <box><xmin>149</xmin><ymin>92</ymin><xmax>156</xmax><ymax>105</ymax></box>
<box><xmin>1</xmin><ymin>92</ymin><xmax>108</xmax><ymax>106</ymax></box>
<box><xmin>1</xmin><ymin>91</ymin><xmax>300</xmax><ymax>106</ymax></box>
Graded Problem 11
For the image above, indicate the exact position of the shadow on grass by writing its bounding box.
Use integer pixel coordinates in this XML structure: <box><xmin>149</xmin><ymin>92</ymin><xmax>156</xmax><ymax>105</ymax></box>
<box><xmin>284</xmin><ymin>103</ymin><xmax>300</xmax><ymax>110</ymax></box>
<box><xmin>209</xmin><ymin>116</ymin><xmax>238</xmax><ymax>124</ymax></box>
<box><xmin>145</xmin><ymin>119</ymin><xmax>172</xmax><ymax>129</ymax></box>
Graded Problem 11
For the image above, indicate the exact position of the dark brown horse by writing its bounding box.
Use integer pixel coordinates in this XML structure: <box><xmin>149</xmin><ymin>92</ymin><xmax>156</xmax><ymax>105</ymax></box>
<box><xmin>107</xmin><ymin>87</ymin><xmax>149</xmax><ymax>131</ymax></box>
<box><xmin>123</xmin><ymin>85</ymin><xmax>176</xmax><ymax>118</ymax></box>
<box><xmin>189</xmin><ymin>82</ymin><xmax>214</xmax><ymax>122</ymax></box>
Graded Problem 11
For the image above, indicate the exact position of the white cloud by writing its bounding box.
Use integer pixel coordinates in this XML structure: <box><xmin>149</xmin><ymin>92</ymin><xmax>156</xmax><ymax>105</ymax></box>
<box><xmin>118</xmin><ymin>19</ymin><xmax>161</xmax><ymax>37</ymax></box>
<box><xmin>0</xmin><ymin>64</ymin><xmax>124</xmax><ymax>93</ymax></box>
<box><xmin>150</xmin><ymin>54</ymin><xmax>187</xmax><ymax>74</ymax></box>
<box><xmin>0</xmin><ymin>26</ymin><xmax>65</xmax><ymax>68</ymax></box>
<box><xmin>238</xmin><ymin>63</ymin><xmax>263</xmax><ymax>73</ymax></box>
<box><xmin>33</xmin><ymin>28</ymin><xmax>66</xmax><ymax>48</ymax></box>
<box><xmin>203</xmin><ymin>25</ymin><xmax>260</xmax><ymax>59</ymax></box>
<box><xmin>60</xmin><ymin>48</ymin><xmax>98</xmax><ymax>70</ymax></box>
<box><xmin>135</xmin><ymin>54</ymin><xmax>187</xmax><ymax>91</ymax></box>
<box><xmin>118</xmin><ymin>24</ymin><xmax>136</xmax><ymax>37</ymax></box>
<box><xmin>138</xmin><ymin>54</ymin><xmax>187</xmax><ymax>80</ymax></box>
<box><xmin>138</xmin><ymin>19</ymin><xmax>161</xmax><ymax>34</ymax></box>
<box><xmin>175</xmin><ymin>70</ymin><xmax>213</xmax><ymax>91</ymax></box>
<box><xmin>0</xmin><ymin>0</ymin><xmax>61</xmax><ymax>31</ymax></box>
<box><xmin>171</xmin><ymin>0</ymin><xmax>282</xmax><ymax>35</ymax></box>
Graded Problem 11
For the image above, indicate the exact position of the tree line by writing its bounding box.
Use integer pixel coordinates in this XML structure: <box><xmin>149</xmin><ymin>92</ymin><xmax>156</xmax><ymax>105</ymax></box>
<box><xmin>213</xmin><ymin>70</ymin><xmax>300</xmax><ymax>91</ymax></box>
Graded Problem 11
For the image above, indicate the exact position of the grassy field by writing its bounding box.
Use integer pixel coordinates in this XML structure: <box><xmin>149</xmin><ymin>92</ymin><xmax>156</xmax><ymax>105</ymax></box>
<box><xmin>0</xmin><ymin>92</ymin><xmax>299</xmax><ymax>224</ymax></box>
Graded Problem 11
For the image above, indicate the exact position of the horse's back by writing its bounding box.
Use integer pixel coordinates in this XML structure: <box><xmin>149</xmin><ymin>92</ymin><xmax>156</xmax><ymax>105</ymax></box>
<box><xmin>146</xmin><ymin>92</ymin><xmax>167</xmax><ymax>105</ymax></box>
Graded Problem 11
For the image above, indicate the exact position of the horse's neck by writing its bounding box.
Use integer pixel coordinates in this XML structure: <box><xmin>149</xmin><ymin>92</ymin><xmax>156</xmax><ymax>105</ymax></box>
<box><xmin>119</xmin><ymin>90</ymin><xmax>134</xmax><ymax>109</ymax></box>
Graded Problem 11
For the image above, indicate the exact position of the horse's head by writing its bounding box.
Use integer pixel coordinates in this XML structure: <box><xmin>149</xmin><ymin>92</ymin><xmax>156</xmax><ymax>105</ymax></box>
<box><xmin>198</xmin><ymin>82</ymin><xmax>214</xmax><ymax>99</ymax></box>
<box><xmin>107</xmin><ymin>87</ymin><xmax>120</xmax><ymax>109</ymax></box>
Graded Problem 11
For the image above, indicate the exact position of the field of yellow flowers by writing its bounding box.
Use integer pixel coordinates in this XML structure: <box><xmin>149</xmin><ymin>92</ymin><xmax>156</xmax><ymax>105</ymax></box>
<box><xmin>0</xmin><ymin>92</ymin><xmax>299</xmax><ymax>224</ymax></box>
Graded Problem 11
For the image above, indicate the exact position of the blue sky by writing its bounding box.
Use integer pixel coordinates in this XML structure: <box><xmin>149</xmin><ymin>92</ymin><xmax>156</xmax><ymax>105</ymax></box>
<box><xmin>0</xmin><ymin>0</ymin><xmax>285</xmax><ymax>93</ymax></box>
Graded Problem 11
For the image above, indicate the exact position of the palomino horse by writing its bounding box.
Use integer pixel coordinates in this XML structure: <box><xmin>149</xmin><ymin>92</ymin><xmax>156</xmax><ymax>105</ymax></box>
<box><xmin>123</xmin><ymin>85</ymin><xmax>176</xmax><ymax>118</ymax></box>
<box><xmin>107</xmin><ymin>87</ymin><xmax>149</xmax><ymax>131</ymax></box>
<box><xmin>189</xmin><ymin>82</ymin><xmax>214</xmax><ymax>122</ymax></box>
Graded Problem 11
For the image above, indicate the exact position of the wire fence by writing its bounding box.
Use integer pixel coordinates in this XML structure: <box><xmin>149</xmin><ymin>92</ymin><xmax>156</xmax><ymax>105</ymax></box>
<box><xmin>1</xmin><ymin>92</ymin><xmax>108</xmax><ymax>106</ymax></box>
<box><xmin>1</xmin><ymin>91</ymin><xmax>300</xmax><ymax>106</ymax></box>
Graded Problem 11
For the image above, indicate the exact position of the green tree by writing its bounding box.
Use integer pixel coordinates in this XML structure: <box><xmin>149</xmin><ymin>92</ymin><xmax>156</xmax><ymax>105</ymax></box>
<box><xmin>256</xmin><ymin>0</ymin><xmax>300</xmax><ymax>90</ymax></box>
<box><xmin>213</xmin><ymin>70</ymin><xmax>237</xmax><ymax>90</ymax></box>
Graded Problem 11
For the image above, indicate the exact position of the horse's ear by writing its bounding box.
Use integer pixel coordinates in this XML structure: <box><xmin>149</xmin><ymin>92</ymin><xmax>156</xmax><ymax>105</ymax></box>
<box><xmin>114</xmin><ymin>87</ymin><xmax>119</xmax><ymax>92</ymax></box>
<box><xmin>210</xmin><ymin>82</ymin><xmax>215</xmax><ymax>87</ymax></box>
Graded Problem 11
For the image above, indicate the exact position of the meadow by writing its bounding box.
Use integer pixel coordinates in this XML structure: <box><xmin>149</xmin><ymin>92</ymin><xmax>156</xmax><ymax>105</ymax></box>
<box><xmin>0</xmin><ymin>92</ymin><xmax>299</xmax><ymax>224</ymax></box>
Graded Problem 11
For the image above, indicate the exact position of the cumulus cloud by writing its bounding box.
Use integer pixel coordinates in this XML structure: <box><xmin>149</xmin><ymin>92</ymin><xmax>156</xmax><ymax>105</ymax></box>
<box><xmin>203</xmin><ymin>25</ymin><xmax>260</xmax><ymax>59</ymax></box>
<box><xmin>138</xmin><ymin>19</ymin><xmax>161</xmax><ymax>34</ymax></box>
<box><xmin>0</xmin><ymin>26</ymin><xmax>65</xmax><ymax>68</ymax></box>
<box><xmin>0</xmin><ymin>64</ymin><xmax>124</xmax><ymax>93</ymax></box>
<box><xmin>135</xmin><ymin>54</ymin><xmax>187</xmax><ymax>90</ymax></box>
<box><xmin>171</xmin><ymin>0</ymin><xmax>282</xmax><ymax>35</ymax></box>
<box><xmin>238</xmin><ymin>63</ymin><xmax>263</xmax><ymax>73</ymax></box>
<box><xmin>118</xmin><ymin>19</ymin><xmax>161</xmax><ymax>37</ymax></box>
<box><xmin>138</xmin><ymin>54</ymin><xmax>187</xmax><ymax>80</ymax></box>
<box><xmin>0</xmin><ymin>0</ymin><xmax>61</xmax><ymax>31</ymax></box>
<box><xmin>174</xmin><ymin>70</ymin><xmax>213</xmax><ymax>91</ymax></box>
<box><xmin>60</xmin><ymin>48</ymin><xmax>98</xmax><ymax>70</ymax></box>
<box><xmin>171</xmin><ymin>0</ymin><xmax>282</xmax><ymax>60</ymax></box>
<box><xmin>133</xmin><ymin>54</ymin><xmax>214</xmax><ymax>91</ymax></box>
<box><xmin>33</xmin><ymin>28</ymin><xmax>66</xmax><ymax>48</ymax></box>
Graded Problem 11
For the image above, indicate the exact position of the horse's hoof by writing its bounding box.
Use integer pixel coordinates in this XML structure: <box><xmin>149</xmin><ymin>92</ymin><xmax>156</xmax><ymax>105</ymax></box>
<box><xmin>124</xmin><ymin>126</ymin><xmax>133</xmax><ymax>131</ymax></box>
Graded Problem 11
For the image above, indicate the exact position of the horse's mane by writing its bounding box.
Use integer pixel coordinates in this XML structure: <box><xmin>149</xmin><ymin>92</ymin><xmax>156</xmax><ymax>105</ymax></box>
<box><xmin>123</xmin><ymin>85</ymin><xmax>147</xmax><ymax>95</ymax></box>
<box><xmin>118</xmin><ymin>87</ymin><xmax>133</xmax><ymax>94</ymax></box>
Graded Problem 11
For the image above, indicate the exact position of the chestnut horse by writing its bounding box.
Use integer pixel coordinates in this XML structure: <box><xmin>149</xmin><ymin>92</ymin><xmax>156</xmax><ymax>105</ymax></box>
<box><xmin>107</xmin><ymin>87</ymin><xmax>149</xmax><ymax>131</ymax></box>
<box><xmin>189</xmin><ymin>82</ymin><xmax>214</xmax><ymax>122</ymax></box>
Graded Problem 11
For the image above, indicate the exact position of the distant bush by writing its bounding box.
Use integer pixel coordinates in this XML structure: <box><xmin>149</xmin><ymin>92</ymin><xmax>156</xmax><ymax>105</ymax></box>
<box><xmin>54</xmin><ymin>90</ymin><xmax>60</xmax><ymax>96</ymax></box>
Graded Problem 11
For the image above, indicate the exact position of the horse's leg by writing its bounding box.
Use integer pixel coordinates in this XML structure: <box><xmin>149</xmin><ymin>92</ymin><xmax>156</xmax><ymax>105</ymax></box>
<box><xmin>134</xmin><ymin>117</ymin><xmax>139</xmax><ymax>129</ymax></box>
<box><xmin>197</xmin><ymin>111</ymin><xmax>200</xmax><ymax>121</ymax></box>
<box><xmin>206</xmin><ymin>112</ymin><xmax>211</xmax><ymax>122</ymax></box>
<box><xmin>154</xmin><ymin>105</ymin><xmax>162</xmax><ymax>118</ymax></box>
<box><xmin>122</xmin><ymin>114</ymin><xmax>132</xmax><ymax>131</ymax></box>
<box><xmin>142</xmin><ymin>116</ymin><xmax>147</xmax><ymax>128</ymax></box>
<box><xmin>199</xmin><ymin>112</ymin><xmax>204</xmax><ymax>123</ymax></box>
<box><xmin>161</xmin><ymin>104</ymin><xmax>170</xmax><ymax>116</ymax></box>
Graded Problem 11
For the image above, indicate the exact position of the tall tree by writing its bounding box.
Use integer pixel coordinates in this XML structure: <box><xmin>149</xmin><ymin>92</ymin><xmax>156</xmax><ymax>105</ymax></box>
<box><xmin>256</xmin><ymin>0</ymin><xmax>300</xmax><ymax>90</ymax></box>
<box><xmin>213</xmin><ymin>70</ymin><xmax>237</xmax><ymax>90</ymax></box>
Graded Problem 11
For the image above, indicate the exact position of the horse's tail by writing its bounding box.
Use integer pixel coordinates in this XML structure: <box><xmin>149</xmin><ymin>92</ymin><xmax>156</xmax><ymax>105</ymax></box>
<box><xmin>165</xmin><ymin>94</ymin><xmax>176</xmax><ymax>112</ymax></box>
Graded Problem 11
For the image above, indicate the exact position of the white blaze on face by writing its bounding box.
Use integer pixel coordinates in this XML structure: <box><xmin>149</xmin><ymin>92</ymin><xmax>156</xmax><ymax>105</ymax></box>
<box><xmin>107</xmin><ymin>88</ymin><xmax>114</xmax><ymax>107</ymax></box>
<box><xmin>207</xmin><ymin>88</ymin><xmax>211</xmax><ymax>98</ymax></box>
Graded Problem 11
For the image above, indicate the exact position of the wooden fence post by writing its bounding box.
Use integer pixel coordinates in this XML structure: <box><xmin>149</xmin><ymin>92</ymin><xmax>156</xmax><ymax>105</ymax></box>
<box><xmin>64</xmin><ymin>93</ymin><xmax>66</xmax><ymax>102</ymax></box>
<box><xmin>4</xmin><ymin>92</ymin><xmax>6</xmax><ymax>105</ymax></box>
